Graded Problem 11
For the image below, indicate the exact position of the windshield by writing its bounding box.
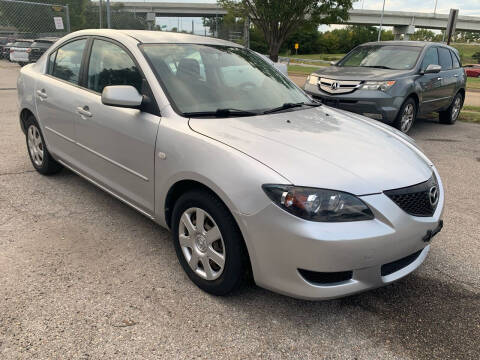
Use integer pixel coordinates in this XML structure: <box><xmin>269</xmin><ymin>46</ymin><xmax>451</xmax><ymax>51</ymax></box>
<box><xmin>338</xmin><ymin>45</ymin><xmax>422</xmax><ymax>70</ymax></box>
<box><xmin>141</xmin><ymin>44</ymin><xmax>310</xmax><ymax>115</ymax></box>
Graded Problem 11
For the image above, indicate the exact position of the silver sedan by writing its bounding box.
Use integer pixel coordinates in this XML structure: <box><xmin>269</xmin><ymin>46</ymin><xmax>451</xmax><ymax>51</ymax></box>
<box><xmin>17</xmin><ymin>30</ymin><xmax>444</xmax><ymax>299</ymax></box>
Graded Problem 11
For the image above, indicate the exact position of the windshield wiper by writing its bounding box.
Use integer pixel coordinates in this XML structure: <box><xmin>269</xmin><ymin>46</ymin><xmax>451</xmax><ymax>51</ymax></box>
<box><xmin>363</xmin><ymin>65</ymin><xmax>393</xmax><ymax>69</ymax></box>
<box><xmin>263</xmin><ymin>101</ymin><xmax>321</xmax><ymax>115</ymax></box>
<box><xmin>183</xmin><ymin>108</ymin><xmax>260</xmax><ymax>118</ymax></box>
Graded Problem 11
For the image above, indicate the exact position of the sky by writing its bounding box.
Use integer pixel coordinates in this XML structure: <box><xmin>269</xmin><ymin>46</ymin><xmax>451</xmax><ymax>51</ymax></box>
<box><xmin>108</xmin><ymin>0</ymin><xmax>480</xmax><ymax>33</ymax></box>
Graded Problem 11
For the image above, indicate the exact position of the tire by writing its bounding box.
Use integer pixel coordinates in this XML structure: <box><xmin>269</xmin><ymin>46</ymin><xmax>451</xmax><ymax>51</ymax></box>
<box><xmin>25</xmin><ymin>115</ymin><xmax>63</xmax><ymax>175</ymax></box>
<box><xmin>172</xmin><ymin>189</ymin><xmax>247</xmax><ymax>296</ymax></box>
<box><xmin>393</xmin><ymin>97</ymin><xmax>417</xmax><ymax>134</ymax></box>
<box><xmin>439</xmin><ymin>92</ymin><xmax>463</xmax><ymax>125</ymax></box>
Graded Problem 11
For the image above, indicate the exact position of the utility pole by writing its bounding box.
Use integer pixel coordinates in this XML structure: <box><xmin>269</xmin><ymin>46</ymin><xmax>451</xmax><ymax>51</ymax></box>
<box><xmin>192</xmin><ymin>20</ymin><xmax>194</xmax><ymax>34</ymax></box>
<box><xmin>377</xmin><ymin>0</ymin><xmax>386</xmax><ymax>41</ymax></box>
<box><xmin>106</xmin><ymin>0</ymin><xmax>111</xmax><ymax>29</ymax></box>
<box><xmin>99</xmin><ymin>0</ymin><xmax>103</xmax><ymax>28</ymax></box>
<box><xmin>434</xmin><ymin>0</ymin><xmax>438</xmax><ymax>14</ymax></box>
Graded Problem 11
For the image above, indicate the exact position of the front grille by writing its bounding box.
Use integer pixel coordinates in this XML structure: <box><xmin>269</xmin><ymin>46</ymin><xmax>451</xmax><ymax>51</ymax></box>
<box><xmin>298</xmin><ymin>269</ymin><xmax>353</xmax><ymax>285</ymax></box>
<box><xmin>381</xmin><ymin>250</ymin><xmax>423</xmax><ymax>276</ymax></box>
<box><xmin>384</xmin><ymin>174</ymin><xmax>439</xmax><ymax>217</ymax></box>
<box><xmin>319</xmin><ymin>78</ymin><xmax>362</xmax><ymax>94</ymax></box>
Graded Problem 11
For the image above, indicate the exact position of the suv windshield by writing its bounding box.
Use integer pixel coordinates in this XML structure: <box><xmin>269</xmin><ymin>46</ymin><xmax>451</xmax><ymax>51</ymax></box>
<box><xmin>338</xmin><ymin>45</ymin><xmax>422</xmax><ymax>70</ymax></box>
<box><xmin>141</xmin><ymin>44</ymin><xmax>310</xmax><ymax>116</ymax></box>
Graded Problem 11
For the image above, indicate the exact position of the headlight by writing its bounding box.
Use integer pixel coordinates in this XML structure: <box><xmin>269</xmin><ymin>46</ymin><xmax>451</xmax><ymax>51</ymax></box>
<box><xmin>262</xmin><ymin>185</ymin><xmax>374</xmax><ymax>222</ymax></box>
<box><xmin>361</xmin><ymin>80</ymin><xmax>396</xmax><ymax>92</ymax></box>
<box><xmin>307</xmin><ymin>74</ymin><xmax>319</xmax><ymax>85</ymax></box>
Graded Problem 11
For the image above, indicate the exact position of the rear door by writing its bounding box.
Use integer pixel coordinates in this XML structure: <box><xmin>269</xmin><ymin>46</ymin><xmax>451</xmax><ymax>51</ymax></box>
<box><xmin>34</xmin><ymin>38</ymin><xmax>88</xmax><ymax>164</ymax></box>
<box><xmin>72</xmin><ymin>38</ymin><xmax>160</xmax><ymax>215</ymax></box>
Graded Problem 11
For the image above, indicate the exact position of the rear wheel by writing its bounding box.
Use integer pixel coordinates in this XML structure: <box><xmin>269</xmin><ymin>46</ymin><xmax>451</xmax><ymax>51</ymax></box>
<box><xmin>25</xmin><ymin>115</ymin><xmax>62</xmax><ymax>175</ymax></box>
<box><xmin>172</xmin><ymin>190</ymin><xmax>247</xmax><ymax>296</ymax></box>
<box><xmin>439</xmin><ymin>92</ymin><xmax>463</xmax><ymax>125</ymax></box>
<box><xmin>394</xmin><ymin>97</ymin><xmax>417</xmax><ymax>134</ymax></box>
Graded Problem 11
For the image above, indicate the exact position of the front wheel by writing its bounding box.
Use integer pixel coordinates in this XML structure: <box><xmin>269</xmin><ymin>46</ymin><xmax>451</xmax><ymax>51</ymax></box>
<box><xmin>439</xmin><ymin>92</ymin><xmax>463</xmax><ymax>125</ymax></box>
<box><xmin>394</xmin><ymin>98</ymin><xmax>417</xmax><ymax>134</ymax></box>
<box><xmin>172</xmin><ymin>190</ymin><xmax>247</xmax><ymax>296</ymax></box>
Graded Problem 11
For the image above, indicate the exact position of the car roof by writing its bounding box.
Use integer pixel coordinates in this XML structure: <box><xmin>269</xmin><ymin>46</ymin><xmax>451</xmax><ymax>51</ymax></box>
<box><xmin>360</xmin><ymin>40</ymin><xmax>454</xmax><ymax>49</ymax></box>
<box><xmin>14</xmin><ymin>39</ymin><xmax>34</xmax><ymax>42</ymax></box>
<box><xmin>67</xmin><ymin>29</ymin><xmax>241</xmax><ymax>47</ymax></box>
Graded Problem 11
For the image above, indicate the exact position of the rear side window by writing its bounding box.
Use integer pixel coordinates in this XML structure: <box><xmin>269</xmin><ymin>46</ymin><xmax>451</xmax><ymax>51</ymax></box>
<box><xmin>421</xmin><ymin>47</ymin><xmax>439</xmax><ymax>71</ymax></box>
<box><xmin>450</xmin><ymin>50</ymin><xmax>460</xmax><ymax>68</ymax></box>
<box><xmin>87</xmin><ymin>39</ymin><xmax>143</xmax><ymax>93</ymax></box>
<box><xmin>438</xmin><ymin>47</ymin><xmax>453</xmax><ymax>70</ymax></box>
<box><xmin>50</xmin><ymin>39</ymin><xmax>87</xmax><ymax>85</ymax></box>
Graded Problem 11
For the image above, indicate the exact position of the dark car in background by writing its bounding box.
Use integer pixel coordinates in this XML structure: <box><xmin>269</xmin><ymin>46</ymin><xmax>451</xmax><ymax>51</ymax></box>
<box><xmin>304</xmin><ymin>41</ymin><xmax>466</xmax><ymax>133</ymax></box>
<box><xmin>28</xmin><ymin>38</ymin><xmax>57</xmax><ymax>63</ymax></box>
<box><xmin>0</xmin><ymin>37</ymin><xmax>15</xmax><ymax>59</ymax></box>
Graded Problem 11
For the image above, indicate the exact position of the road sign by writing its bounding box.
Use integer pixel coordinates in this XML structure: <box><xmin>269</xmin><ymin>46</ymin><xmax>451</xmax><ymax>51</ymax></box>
<box><xmin>51</xmin><ymin>5</ymin><xmax>63</xmax><ymax>12</ymax></box>
<box><xmin>53</xmin><ymin>17</ymin><xmax>64</xmax><ymax>30</ymax></box>
<box><xmin>294</xmin><ymin>43</ymin><xmax>299</xmax><ymax>50</ymax></box>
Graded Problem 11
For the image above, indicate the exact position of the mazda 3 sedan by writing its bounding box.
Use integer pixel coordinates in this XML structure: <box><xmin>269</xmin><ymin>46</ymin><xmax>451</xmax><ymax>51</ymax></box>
<box><xmin>17</xmin><ymin>30</ymin><xmax>444</xmax><ymax>300</ymax></box>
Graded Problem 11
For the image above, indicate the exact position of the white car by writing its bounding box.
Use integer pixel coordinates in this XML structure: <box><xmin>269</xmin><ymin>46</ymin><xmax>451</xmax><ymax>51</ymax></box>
<box><xmin>17</xmin><ymin>30</ymin><xmax>444</xmax><ymax>299</ymax></box>
<box><xmin>10</xmin><ymin>39</ymin><xmax>33</xmax><ymax>65</ymax></box>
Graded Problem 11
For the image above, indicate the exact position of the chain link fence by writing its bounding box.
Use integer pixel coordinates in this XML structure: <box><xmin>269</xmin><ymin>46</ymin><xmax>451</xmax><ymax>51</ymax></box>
<box><xmin>0</xmin><ymin>0</ymin><xmax>69</xmax><ymax>39</ymax></box>
<box><xmin>0</xmin><ymin>0</ymin><xmax>248</xmax><ymax>44</ymax></box>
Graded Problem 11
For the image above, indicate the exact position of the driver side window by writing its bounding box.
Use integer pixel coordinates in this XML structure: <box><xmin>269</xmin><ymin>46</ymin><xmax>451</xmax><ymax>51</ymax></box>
<box><xmin>421</xmin><ymin>47</ymin><xmax>439</xmax><ymax>71</ymax></box>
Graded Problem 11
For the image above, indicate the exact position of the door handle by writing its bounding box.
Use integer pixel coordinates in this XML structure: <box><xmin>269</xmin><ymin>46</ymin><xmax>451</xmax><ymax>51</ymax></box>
<box><xmin>76</xmin><ymin>106</ymin><xmax>92</xmax><ymax>118</ymax></box>
<box><xmin>453</xmin><ymin>74</ymin><xmax>459</xmax><ymax>77</ymax></box>
<box><xmin>36</xmin><ymin>89</ymin><xmax>47</xmax><ymax>100</ymax></box>
<box><xmin>437</xmin><ymin>77</ymin><xmax>442</xmax><ymax>81</ymax></box>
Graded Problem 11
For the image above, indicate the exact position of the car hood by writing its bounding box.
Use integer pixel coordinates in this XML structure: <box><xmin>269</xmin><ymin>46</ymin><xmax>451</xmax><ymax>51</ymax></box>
<box><xmin>189</xmin><ymin>107</ymin><xmax>433</xmax><ymax>195</ymax></box>
<box><xmin>313</xmin><ymin>66</ymin><xmax>411</xmax><ymax>81</ymax></box>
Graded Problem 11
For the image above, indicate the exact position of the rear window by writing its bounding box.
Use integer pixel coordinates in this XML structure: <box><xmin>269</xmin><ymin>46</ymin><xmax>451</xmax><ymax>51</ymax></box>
<box><xmin>32</xmin><ymin>41</ymin><xmax>53</xmax><ymax>48</ymax></box>
<box><xmin>13</xmin><ymin>41</ymin><xmax>32</xmax><ymax>47</ymax></box>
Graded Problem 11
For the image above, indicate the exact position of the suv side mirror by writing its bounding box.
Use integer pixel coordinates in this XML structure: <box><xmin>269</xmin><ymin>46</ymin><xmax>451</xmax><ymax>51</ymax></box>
<box><xmin>423</xmin><ymin>64</ymin><xmax>442</xmax><ymax>74</ymax></box>
<box><xmin>101</xmin><ymin>85</ymin><xmax>143</xmax><ymax>109</ymax></box>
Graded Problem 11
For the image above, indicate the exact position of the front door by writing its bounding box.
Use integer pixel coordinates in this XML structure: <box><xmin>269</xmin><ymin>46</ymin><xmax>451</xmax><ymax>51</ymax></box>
<box><xmin>73</xmin><ymin>38</ymin><xmax>160</xmax><ymax>215</ymax></box>
<box><xmin>418</xmin><ymin>47</ymin><xmax>445</xmax><ymax>114</ymax></box>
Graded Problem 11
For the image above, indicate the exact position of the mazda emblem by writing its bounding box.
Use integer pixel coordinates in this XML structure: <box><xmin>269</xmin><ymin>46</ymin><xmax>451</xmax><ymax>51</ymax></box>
<box><xmin>428</xmin><ymin>186</ymin><xmax>439</xmax><ymax>207</ymax></box>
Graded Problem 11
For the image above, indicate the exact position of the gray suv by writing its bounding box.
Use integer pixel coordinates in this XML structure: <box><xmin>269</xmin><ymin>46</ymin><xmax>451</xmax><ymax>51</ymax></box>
<box><xmin>303</xmin><ymin>41</ymin><xmax>466</xmax><ymax>133</ymax></box>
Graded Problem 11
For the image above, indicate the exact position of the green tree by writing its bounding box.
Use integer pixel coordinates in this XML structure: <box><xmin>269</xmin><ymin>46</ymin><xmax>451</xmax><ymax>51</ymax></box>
<box><xmin>473</xmin><ymin>52</ymin><xmax>480</xmax><ymax>63</ymax></box>
<box><xmin>219</xmin><ymin>0</ymin><xmax>353</xmax><ymax>62</ymax></box>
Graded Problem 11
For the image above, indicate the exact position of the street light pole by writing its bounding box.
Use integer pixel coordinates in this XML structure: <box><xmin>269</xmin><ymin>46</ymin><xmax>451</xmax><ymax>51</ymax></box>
<box><xmin>106</xmin><ymin>0</ymin><xmax>111</xmax><ymax>29</ymax></box>
<box><xmin>377</xmin><ymin>0</ymin><xmax>386</xmax><ymax>41</ymax></box>
<box><xmin>434</xmin><ymin>0</ymin><xmax>438</xmax><ymax>15</ymax></box>
<box><xmin>99</xmin><ymin>0</ymin><xmax>103</xmax><ymax>28</ymax></box>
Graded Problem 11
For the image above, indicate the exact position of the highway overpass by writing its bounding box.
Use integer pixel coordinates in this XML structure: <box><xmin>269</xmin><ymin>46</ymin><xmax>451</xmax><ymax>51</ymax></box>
<box><xmin>108</xmin><ymin>2</ymin><xmax>480</xmax><ymax>36</ymax></box>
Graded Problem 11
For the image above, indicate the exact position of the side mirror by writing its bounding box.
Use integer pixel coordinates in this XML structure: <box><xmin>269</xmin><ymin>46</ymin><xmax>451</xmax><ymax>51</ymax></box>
<box><xmin>423</xmin><ymin>64</ymin><xmax>442</xmax><ymax>74</ymax></box>
<box><xmin>101</xmin><ymin>85</ymin><xmax>143</xmax><ymax>109</ymax></box>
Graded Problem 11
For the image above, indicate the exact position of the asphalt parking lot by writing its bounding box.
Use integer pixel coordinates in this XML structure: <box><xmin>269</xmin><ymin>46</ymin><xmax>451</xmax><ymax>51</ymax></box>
<box><xmin>1</xmin><ymin>60</ymin><xmax>479</xmax><ymax>359</ymax></box>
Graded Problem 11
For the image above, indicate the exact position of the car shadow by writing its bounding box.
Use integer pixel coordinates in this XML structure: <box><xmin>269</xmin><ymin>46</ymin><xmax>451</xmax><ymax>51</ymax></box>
<box><xmin>217</xmin><ymin>271</ymin><xmax>479</xmax><ymax>359</ymax></box>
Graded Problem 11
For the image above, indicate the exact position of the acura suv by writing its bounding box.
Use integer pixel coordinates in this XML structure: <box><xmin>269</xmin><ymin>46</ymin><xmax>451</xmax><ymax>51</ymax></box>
<box><xmin>304</xmin><ymin>41</ymin><xmax>466</xmax><ymax>133</ymax></box>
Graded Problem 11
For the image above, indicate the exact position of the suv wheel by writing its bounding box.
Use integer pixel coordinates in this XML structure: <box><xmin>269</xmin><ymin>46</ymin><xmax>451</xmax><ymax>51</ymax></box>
<box><xmin>439</xmin><ymin>92</ymin><xmax>463</xmax><ymax>125</ymax></box>
<box><xmin>25</xmin><ymin>115</ymin><xmax>63</xmax><ymax>175</ymax></box>
<box><xmin>394</xmin><ymin>98</ymin><xmax>417</xmax><ymax>133</ymax></box>
<box><xmin>172</xmin><ymin>190</ymin><xmax>247</xmax><ymax>296</ymax></box>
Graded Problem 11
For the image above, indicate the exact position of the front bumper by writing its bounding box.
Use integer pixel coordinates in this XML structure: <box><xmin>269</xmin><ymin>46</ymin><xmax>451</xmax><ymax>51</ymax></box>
<box><xmin>238</xmin><ymin>170</ymin><xmax>444</xmax><ymax>300</ymax></box>
<box><xmin>304</xmin><ymin>83</ymin><xmax>404</xmax><ymax>124</ymax></box>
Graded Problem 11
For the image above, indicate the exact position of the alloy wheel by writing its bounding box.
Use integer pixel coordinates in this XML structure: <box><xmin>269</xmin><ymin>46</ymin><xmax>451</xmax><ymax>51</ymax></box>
<box><xmin>400</xmin><ymin>103</ymin><xmax>415</xmax><ymax>133</ymax></box>
<box><xmin>27</xmin><ymin>125</ymin><xmax>44</xmax><ymax>167</ymax></box>
<box><xmin>178</xmin><ymin>207</ymin><xmax>226</xmax><ymax>281</ymax></box>
<box><xmin>451</xmin><ymin>96</ymin><xmax>462</xmax><ymax>122</ymax></box>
